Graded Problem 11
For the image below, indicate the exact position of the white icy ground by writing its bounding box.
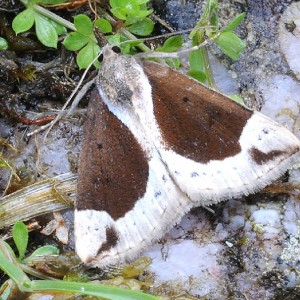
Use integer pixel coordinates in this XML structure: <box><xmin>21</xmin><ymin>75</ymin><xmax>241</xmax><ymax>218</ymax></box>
<box><xmin>279</xmin><ymin>2</ymin><xmax>300</xmax><ymax>81</ymax></box>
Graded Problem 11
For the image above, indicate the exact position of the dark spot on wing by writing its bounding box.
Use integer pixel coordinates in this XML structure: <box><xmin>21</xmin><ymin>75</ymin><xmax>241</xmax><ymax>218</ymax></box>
<box><xmin>154</xmin><ymin>191</ymin><xmax>162</xmax><ymax>198</ymax></box>
<box><xmin>97</xmin><ymin>226</ymin><xmax>119</xmax><ymax>254</ymax></box>
<box><xmin>262</xmin><ymin>129</ymin><xmax>269</xmax><ymax>134</ymax></box>
<box><xmin>249</xmin><ymin>147</ymin><xmax>286</xmax><ymax>165</ymax></box>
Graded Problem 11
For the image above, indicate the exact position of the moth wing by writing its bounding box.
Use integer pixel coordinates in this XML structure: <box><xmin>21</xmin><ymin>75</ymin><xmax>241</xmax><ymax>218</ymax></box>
<box><xmin>142</xmin><ymin>61</ymin><xmax>300</xmax><ymax>205</ymax></box>
<box><xmin>75</xmin><ymin>90</ymin><xmax>192</xmax><ymax>267</ymax></box>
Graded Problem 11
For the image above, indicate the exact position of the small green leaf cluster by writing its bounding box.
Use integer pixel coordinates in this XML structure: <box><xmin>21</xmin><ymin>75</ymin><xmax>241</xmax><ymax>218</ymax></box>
<box><xmin>188</xmin><ymin>0</ymin><xmax>246</xmax><ymax>83</ymax></box>
<box><xmin>193</xmin><ymin>0</ymin><xmax>246</xmax><ymax>60</ymax></box>
<box><xmin>110</xmin><ymin>0</ymin><xmax>154</xmax><ymax>36</ymax></box>
<box><xmin>12</xmin><ymin>0</ymin><xmax>67</xmax><ymax>48</ymax></box>
<box><xmin>0</xmin><ymin>222</ymin><xmax>159</xmax><ymax>300</ymax></box>
<box><xmin>9</xmin><ymin>0</ymin><xmax>246</xmax><ymax>79</ymax></box>
<box><xmin>5</xmin><ymin>221</ymin><xmax>59</xmax><ymax>263</ymax></box>
<box><xmin>11</xmin><ymin>0</ymin><xmax>156</xmax><ymax>68</ymax></box>
<box><xmin>62</xmin><ymin>0</ymin><xmax>154</xmax><ymax>68</ymax></box>
<box><xmin>216</xmin><ymin>21</ymin><xmax>246</xmax><ymax>60</ymax></box>
<box><xmin>63</xmin><ymin>14</ymin><xmax>102</xmax><ymax>69</ymax></box>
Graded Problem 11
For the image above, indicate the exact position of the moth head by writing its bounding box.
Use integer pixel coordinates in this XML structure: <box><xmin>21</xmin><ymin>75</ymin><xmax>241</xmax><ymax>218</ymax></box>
<box><xmin>99</xmin><ymin>45</ymin><xmax>121</xmax><ymax>63</ymax></box>
<box><xmin>74</xmin><ymin>210</ymin><xmax>120</xmax><ymax>267</ymax></box>
<box><xmin>96</xmin><ymin>45</ymin><xmax>151</xmax><ymax>109</ymax></box>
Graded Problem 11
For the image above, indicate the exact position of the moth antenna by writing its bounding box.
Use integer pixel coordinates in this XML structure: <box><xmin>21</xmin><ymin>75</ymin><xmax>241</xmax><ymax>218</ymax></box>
<box><xmin>66</xmin><ymin>79</ymin><xmax>95</xmax><ymax>116</ymax></box>
<box><xmin>134</xmin><ymin>32</ymin><xmax>221</xmax><ymax>59</ymax></box>
<box><xmin>27</xmin><ymin>52</ymin><xmax>102</xmax><ymax>139</ymax></box>
<box><xmin>118</xmin><ymin>26</ymin><xmax>212</xmax><ymax>48</ymax></box>
<box><xmin>136</xmin><ymin>26</ymin><xmax>214</xmax><ymax>44</ymax></box>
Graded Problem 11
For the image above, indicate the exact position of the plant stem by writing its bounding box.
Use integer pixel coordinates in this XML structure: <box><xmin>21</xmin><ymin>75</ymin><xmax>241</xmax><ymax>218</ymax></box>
<box><xmin>33</xmin><ymin>5</ymin><xmax>76</xmax><ymax>31</ymax></box>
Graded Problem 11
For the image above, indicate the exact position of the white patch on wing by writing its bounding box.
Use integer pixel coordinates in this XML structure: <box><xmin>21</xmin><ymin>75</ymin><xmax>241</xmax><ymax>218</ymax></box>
<box><xmin>75</xmin><ymin>210</ymin><xmax>115</xmax><ymax>263</ymax></box>
<box><xmin>75</xmin><ymin>154</ymin><xmax>192</xmax><ymax>267</ymax></box>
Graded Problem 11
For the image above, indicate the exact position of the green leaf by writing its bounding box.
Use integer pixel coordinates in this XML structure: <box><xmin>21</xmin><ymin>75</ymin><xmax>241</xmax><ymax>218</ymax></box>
<box><xmin>119</xmin><ymin>38</ymin><xmax>143</xmax><ymax>54</ymax></box>
<box><xmin>121</xmin><ymin>39</ymin><xmax>143</xmax><ymax>48</ymax></box>
<box><xmin>165</xmin><ymin>57</ymin><xmax>180</xmax><ymax>69</ymax></box>
<box><xmin>223</xmin><ymin>12</ymin><xmax>246</xmax><ymax>32</ymax></box>
<box><xmin>127</xmin><ymin>18</ymin><xmax>154</xmax><ymax>36</ymax></box>
<box><xmin>77</xmin><ymin>42</ymin><xmax>100</xmax><ymax>69</ymax></box>
<box><xmin>63</xmin><ymin>32</ymin><xmax>89</xmax><ymax>51</ymax></box>
<box><xmin>189</xmin><ymin>49</ymin><xmax>205</xmax><ymax>72</ymax></box>
<box><xmin>119</xmin><ymin>42</ymin><xmax>130</xmax><ymax>54</ymax></box>
<box><xmin>109</xmin><ymin>0</ymin><xmax>122</xmax><ymax>8</ymax></box>
<box><xmin>23</xmin><ymin>245</ymin><xmax>59</xmax><ymax>263</ymax></box>
<box><xmin>106</xmin><ymin>33</ymin><xmax>121</xmax><ymax>45</ymax></box>
<box><xmin>12</xmin><ymin>8</ymin><xmax>35</xmax><ymax>34</ymax></box>
<box><xmin>153</xmin><ymin>36</ymin><xmax>183</xmax><ymax>69</ymax></box>
<box><xmin>110</xmin><ymin>7</ymin><xmax>127</xmax><ymax>20</ymax></box>
<box><xmin>0</xmin><ymin>38</ymin><xmax>8</xmax><ymax>50</ymax></box>
<box><xmin>189</xmin><ymin>0</ymin><xmax>219</xmax><ymax>39</ymax></box>
<box><xmin>187</xmin><ymin>70</ymin><xmax>207</xmax><ymax>82</ymax></box>
<box><xmin>110</xmin><ymin>0</ymin><xmax>152</xmax><ymax>22</ymax></box>
<box><xmin>215</xmin><ymin>31</ymin><xmax>246</xmax><ymax>60</ymax></box>
<box><xmin>205</xmin><ymin>0</ymin><xmax>219</xmax><ymax>25</ymax></box>
<box><xmin>74</xmin><ymin>14</ymin><xmax>93</xmax><ymax>35</ymax></box>
<box><xmin>3</xmin><ymin>241</ymin><xmax>16</xmax><ymax>258</ymax></box>
<box><xmin>125</xmin><ymin>9</ymin><xmax>153</xmax><ymax>25</ymax></box>
<box><xmin>31</xmin><ymin>245</ymin><xmax>60</xmax><ymax>257</ymax></box>
<box><xmin>95</xmin><ymin>18</ymin><xmax>112</xmax><ymax>33</ymax></box>
<box><xmin>12</xmin><ymin>222</ymin><xmax>28</xmax><ymax>261</ymax></box>
<box><xmin>156</xmin><ymin>36</ymin><xmax>183</xmax><ymax>52</ymax></box>
<box><xmin>228</xmin><ymin>94</ymin><xmax>245</xmax><ymax>104</ymax></box>
<box><xmin>50</xmin><ymin>19</ymin><xmax>67</xmax><ymax>35</ymax></box>
<box><xmin>35</xmin><ymin>13</ymin><xmax>58</xmax><ymax>48</ymax></box>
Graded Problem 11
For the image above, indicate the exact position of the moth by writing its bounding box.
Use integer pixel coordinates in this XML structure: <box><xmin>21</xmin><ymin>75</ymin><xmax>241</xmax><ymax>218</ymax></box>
<box><xmin>75</xmin><ymin>45</ymin><xmax>300</xmax><ymax>268</ymax></box>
